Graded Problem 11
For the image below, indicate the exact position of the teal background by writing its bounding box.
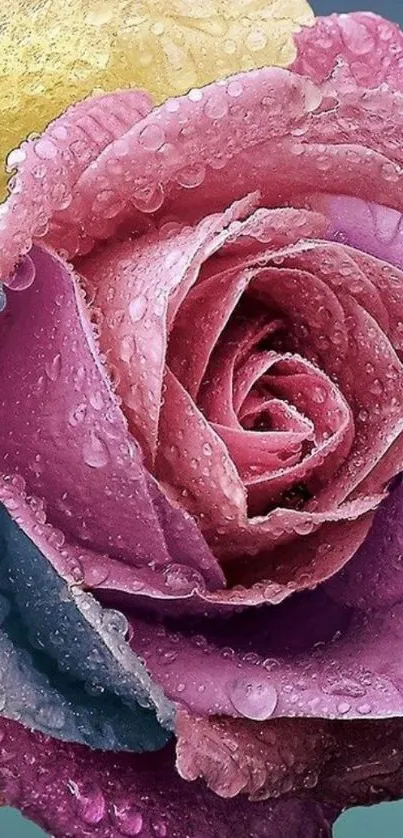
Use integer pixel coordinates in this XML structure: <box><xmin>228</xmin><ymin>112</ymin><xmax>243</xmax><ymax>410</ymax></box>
<box><xmin>1</xmin><ymin>0</ymin><xmax>403</xmax><ymax>835</ymax></box>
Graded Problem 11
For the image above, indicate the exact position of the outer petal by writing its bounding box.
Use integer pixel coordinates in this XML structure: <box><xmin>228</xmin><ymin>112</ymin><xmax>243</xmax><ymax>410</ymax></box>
<box><xmin>128</xmin><ymin>581</ymin><xmax>403</xmax><ymax>723</ymax></box>
<box><xmin>176</xmin><ymin>711</ymin><xmax>403</xmax><ymax>806</ymax></box>
<box><xmin>0</xmin><ymin>0</ymin><xmax>313</xmax><ymax>194</ymax></box>
<box><xmin>0</xmin><ymin>717</ymin><xmax>339</xmax><ymax>838</ymax></box>
<box><xmin>0</xmin><ymin>501</ymin><xmax>173</xmax><ymax>748</ymax></box>
<box><xmin>5</xmin><ymin>59</ymin><xmax>403</xmax><ymax>279</ymax></box>
<box><xmin>292</xmin><ymin>12</ymin><xmax>403</xmax><ymax>92</ymax></box>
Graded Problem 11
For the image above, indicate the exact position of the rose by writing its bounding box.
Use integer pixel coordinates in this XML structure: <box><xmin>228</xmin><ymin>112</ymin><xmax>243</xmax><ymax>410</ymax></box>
<box><xmin>1</xmin><ymin>7</ymin><xmax>403</xmax><ymax>838</ymax></box>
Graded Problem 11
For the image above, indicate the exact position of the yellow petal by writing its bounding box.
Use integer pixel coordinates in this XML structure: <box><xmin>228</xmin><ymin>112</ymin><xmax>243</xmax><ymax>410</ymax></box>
<box><xmin>0</xmin><ymin>0</ymin><xmax>313</xmax><ymax>195</ymax></box>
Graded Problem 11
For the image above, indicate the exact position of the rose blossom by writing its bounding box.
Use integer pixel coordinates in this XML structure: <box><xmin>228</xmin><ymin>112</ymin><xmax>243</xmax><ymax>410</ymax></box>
<box><xmin>0</xmin><ymin>9</ymin><xmax>403</xmax><ymax>838</ymax></box>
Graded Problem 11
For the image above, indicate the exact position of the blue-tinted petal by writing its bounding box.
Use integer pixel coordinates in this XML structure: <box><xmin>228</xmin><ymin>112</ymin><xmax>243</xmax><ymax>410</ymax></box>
<box><xmin>0</xmin><ymin>504</ymin><xmax>173</xmax><ymax>751</ymax></box>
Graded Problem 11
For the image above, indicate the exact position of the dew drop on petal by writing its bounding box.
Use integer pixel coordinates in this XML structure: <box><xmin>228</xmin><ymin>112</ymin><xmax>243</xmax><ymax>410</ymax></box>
<box><xmin>139</xmin><ymin>123</ymin><xmax>166</xmax><ymax>150</ymax></box>
<box><xmin>82</xmin><ymin>432</ymin><xmax>109</xmax><ymax>468</ymax></box>
<box><xmin>0</xmin><ymin>285</ymin><xmax>6</xmax><ymax>312</ymax></box>
<box><xmin>45</xmin><ymin>353</ymin><xmax>62</xmax><ymax>382</ymax></box>
<box><xmin>112</xmin><ymin>801</ymin><xmax>144</xmax><ymax>835</ymax></box>
<box><xmin>102</xmin><ymin>608</ymin><xmax>128</xmax><ymax>636</ymax></box>
<box><xmin>227</xmin><ymin>80</ymin><xmax>244</xmax><ymax>98</ymax></box>
<box><xmin>131</xmin><ymin>183</ymin><xmax>164</xmax><ymax>213</ymax></box>
<box><xmin>69</xmin><ymin>781</ymin><xmax>106</xmax><ymax>825</ymax></box>
<box><xmin>228</xmin><ymin>677</ymin><xmax>278</xmax><ymax>720</ymax></box>
<box><xmin>129</xmin><ymin>295</ymin><xmax>148</xmax><ymax>323</ymax></box>
<box><xmin>89</xmin><ymin>390</ymin><xmax>104</xmax><ymax>411</ymax></box>
<box><xmin>176</xmin><ymin>165</ymin><xmax>206</xmax><ymax>189</ymax></box>
<box><xmin>5</xmin><ymin>146</ymin><xmax>27</xmax><ymax>171</ymax></box>
<box><xmin>6</xmin><ymin>254</ymin><xmax>36</xmax><ymax>291</ymax></box>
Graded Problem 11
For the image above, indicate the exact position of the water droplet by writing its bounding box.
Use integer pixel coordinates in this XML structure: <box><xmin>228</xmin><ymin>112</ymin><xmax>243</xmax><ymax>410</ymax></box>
<box><xmin>357</xmin><ymin>703</ymin><xmax>372</xmax><ymax>715</ymax></box>
<box><xmin>69</xmin><ymin>781</ymin><xmax>106</xmax><ymax>825</ymax></box>
<box><xmin>246</xmin><ymin>29</ymin><xmax>267</xmax><ymax>51</ymax></box>
<box><xmin>227</xmin><ymin>80</ymin><xmax>243</xmax><ymax>98</ymax></box>
<box><xmin>73</xmin><ymin>365</ymin><xmax>86</xmax><ymax>391</ymax></box>
<box><xmin>153</xmin><ymin>821</ymin><xmax>168</xmax><ymax>837</ymax></box>
<box><xmin>10</xmin><ymin>473</ymin><xmax>26</xmax><ymax>493</ymax></box>
<box><xmin>176</xmin><ymin>165</ymin><xmax>205</xmax><ymax>189</ymax></box>
<box><xmin>45</xmin><ymin>353</ymin><xmax>62</xmax><ymax>382</ymax></box>
<box><xmin>6</xmin><ymin>255</ymin><xmax>36</xmax><ymax>291</ymax></box>
<box><xmin>70</xmin><ymin>559</ymin><xmax>85</xmax><ymax>584</ymax></box>
<box><xmin>139</xmin><ymin>124</ymin><xmax>165</xmax><ymax>151</ymax></box>
<box><xmin>161</xmin><ymin>650</ymin><xmax>178</xmax><ymax>666</ymax></box>
<box><xmin>228</xmin><ymin>677</ymin><xmax>278</xmax><ymax>720</ymax></box>
<box><xmin>304</xmin><ymin>81</ymin><xmax>323</xmax><ymax>113</ymax></box>
<box><xmin>68</xmin><ymin>403</ymin><xmax>87</xmax><ymax>426</ymax></box>
<box><xmin>131</xmin><ymin>183</ymin><xmax>164</xmax><ymax>213</ymax></box>
<box><xmin>112</xmin><ymin>801</ymin><xmax>143</xmax><ymax>835</ymax></box>
<box><xmin>120</xmin><ymin>335</ymin><xmax>135</xmax><ymax>362</ymax></box>
<box><xmin>0</xmin><ymin>688</ymin><xmax>6</xmax><ymax>713</ymax></box>
<box><xmin>35</xmin><ymin>138</ymin><xmax>58</xmax><ymax>160</ymax></box>
<box><xmin>5</xmin><ymin>147</ymin><xmax>27</xmax><ymax>171</ymax></box>
<box><xmin>150</xmin><ymin>20</ymin><xmax>165</xmax><ymax>35</ymax></box>
<box><xmin>311</xmin><ymin>385</ymin><xmax>327</xmax><ymax>404</ymax></box>
<box><xmin>82</xmin><ymin>432</ymin><xmax>109</xmax><ymax>468</ymax></box>
<box><xmin>89</xmin><ymin>390</ymin><xmax>104</xmax><ymax>411</ymax></box>
<box><xmin>202</xmin><ymin>442</ymin><xmax>213</xmax><ymax>456</ymax></box>
<box><xmin>129</xmin><ymin>295</ymin><xmax>148</xmax><ymax>322</ymax></box>
<box><xmin>369</xmin><ymin>379</ymin><xmax>384</xmax><ymax>396</ymax></box>
<box><xmin>0</xmin><ymin>285</ymin><xmax>6</xmax><ymax>312</ymax></box>
<box><xmin>204</xmin><ymin>97</ymin><xmax>229</xmax><ymax>120</ymax></box>
<box><xmin>103</xmin><ymin>609</ymin><xmax>128</xmax><ymax>635</ymax></box>
<box><xmin>337</xmin><ymin>701</ymin><xmax>351</xmax><ymax>715</ymax></box>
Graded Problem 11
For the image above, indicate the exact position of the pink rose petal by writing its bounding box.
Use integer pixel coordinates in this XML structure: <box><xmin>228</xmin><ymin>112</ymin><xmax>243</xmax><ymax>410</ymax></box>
<box><xmin>78</xmin><ymin>199</ymin><xmax>256</xmax><ymax>463</ymax></box>
<box><xmin>292</xmin><ymin>12</ymin><xmax>403</xmax><ymax>92</ymax></box>
<box><xmin>0</xmin><ymin>244</ymin><xmax>224</xmax><ymax>593</ymax></box>
<box><xmin>0</xmin><ymin>88</ymin><xmax>153</xmax><ymax>278</ymax></box>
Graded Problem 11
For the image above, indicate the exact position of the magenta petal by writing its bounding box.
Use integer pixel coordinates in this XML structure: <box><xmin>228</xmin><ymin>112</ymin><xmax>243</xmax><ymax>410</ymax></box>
<box><xmin>326</xmin><ymin>478</ymin><xmax>403</xmax><ymax>610</ymax></box>
<box><xmin>0</xmin><ymin>244</ymin><xmax>224</xmax><ymax>592</ymax></box>
<box><xmin>0</xmin><ymin>717</ymin><xmax>339</xmax><ymax>838</ymax></box>
<box><xmin>128</xmin><ymin>579</ymin><xmax>403</xmax><ymax>723</ymax></box>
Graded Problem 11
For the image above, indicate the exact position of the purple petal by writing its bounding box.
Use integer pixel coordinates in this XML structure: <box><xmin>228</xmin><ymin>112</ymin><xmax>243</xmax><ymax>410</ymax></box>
<box><xmin>0</xmin><ymin>716</ymin><xmax>339</xmax><ymax>838</ymax></box>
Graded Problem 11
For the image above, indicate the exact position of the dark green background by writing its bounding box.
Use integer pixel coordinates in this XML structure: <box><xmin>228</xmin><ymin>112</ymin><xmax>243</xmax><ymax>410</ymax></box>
<box><xmin>2</xmin><ymin>0</ymin><xmax>403</xmax><ymax>835</ymax></box>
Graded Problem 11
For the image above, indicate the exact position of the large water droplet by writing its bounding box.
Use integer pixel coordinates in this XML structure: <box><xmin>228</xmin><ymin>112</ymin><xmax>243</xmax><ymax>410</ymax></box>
<box><xmin>129</xmin><ymin>295</ymin><xmax>147</xmax><ymax>323</ymax></box>
<box><xmin>139</xmin><ymin>123</ymin><xmax>165</xmax><ymax>151</ymax></box>
<box><xmin>83</xmin><ymin>432</ymin><xmax>109</xmax><ymax>468</ymax></box>
<box><xmin>69</xmin><ymin>781</ymin><xmax>106</xmax><ymax>825</ymax></box>
<box><xmin>45</xmin><ymin>353</ymin><xmax>62</xmax><ymax>382</ymax></box>
<box><xmin>152</xmin><ymin>821</ymin><xmax>168</xmax><ymax>837</ymax></box>
<box><xmin>112</xmin><ymin>801</ymin><xmax>144</xmax><ymax>835</ymax></box>
<box><xmin>102</xmin><ymin>609</ymin><xmax>128</xmax><ymax>636</ymax></box>
<box><xmin>5</xmin><ymin>146</ymin><xmax>27</xmax><ymax>171</ymax></box>
<box><xmin>176</xmin><ymin>164</ymin><xmax>205</xmax><ymax>189</ymax></box>
<box><xmin>89</xmin><ymin>390</ymin><xmax>104</xmax><ymax>411</ymax></box>
<box><xmin>0</xmin><ymin>285</ymin><xmax>7</xmax><ymax>312</ymax></box>
<box><xmin>131</xmin><ymin>183</ymin><xmax>164</xmax><ymax>213</ymax></box>
<box><xmin>228</xmin><ymin>677</ymin><xmax>278</xmax><ymax>720</ymax></box>
<box><xmin>68</xmin><ymin>403</ymin><xmax>87</xmax><ymax>427</ymax></box>
<box><xmin>6</xmin><ymin>254</ymin><xmax>36</xmax><ymax>291</ymax></box>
